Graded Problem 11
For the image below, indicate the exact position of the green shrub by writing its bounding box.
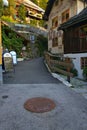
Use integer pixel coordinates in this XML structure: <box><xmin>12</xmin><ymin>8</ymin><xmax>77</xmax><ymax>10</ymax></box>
<box><xmin>1</xmin><ymin>16</ymin><xmax>17</xmax><ymax>23</ymax></box>
<box><xmin>83</xmin><ymin>67</ymin><xmax>87</xmax><ymax>80</ymax></box>
<box><xmin>70</xmin><ymin>68</ymin><xmax>78</xmax><ymax>77</ymax></box>
<box><xmin>35</xmin><ymin>34</ymin><xmax>48</xmax><ymax>56</ymax></box>
<box><xmin>2</xmin><ymin>26</ymin><xmax>24</xmax><ymax>57</ymax></box>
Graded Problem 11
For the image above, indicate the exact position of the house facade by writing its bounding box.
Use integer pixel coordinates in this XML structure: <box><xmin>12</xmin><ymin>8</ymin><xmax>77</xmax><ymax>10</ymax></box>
<box><xmin>44</xmin><ymin>0</ymin><xmax>87</xmax><ymax>79</ymax></box>
<box><xmin>44</xmin><ymin>0</ymin><xmax>85</xmax><ymax>55</ymax></box>
<box><xmin>16</xmin><ymin>0</ymin><xmax>44</xmax><ymax>22</ymax></box>
<box><xmin>59</xmin><ymin>7</ymin><xmax>87</xmax><ymax>79</ymax></box>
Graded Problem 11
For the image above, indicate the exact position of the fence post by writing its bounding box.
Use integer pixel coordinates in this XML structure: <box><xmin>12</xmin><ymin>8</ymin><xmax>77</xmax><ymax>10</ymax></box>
<box><xmin>66</xmin><ymin>57</ymin><xmax>71</xmax><ymax>83</ymax></box>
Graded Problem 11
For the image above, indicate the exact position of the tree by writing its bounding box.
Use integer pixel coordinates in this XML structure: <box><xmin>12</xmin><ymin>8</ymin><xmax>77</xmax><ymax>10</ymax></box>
<box><xmin>7</xmin><ymin>0</ymin><xmax>16</xmax><ymax>18</ymax></box>
<box><xmin>2</xmin><ymin>26</ymin><xmax>24</xmax><ymax>57</ymax></box>
<box><xmin>18</xmin><ymin>4</ymin><xmax>26</xmax><ymax>22</ymax></box>
<box><xmin>39</xmin><ymin>0</ymin><xmax>48</xmax><ymax>10</ymax></box>
<box><xmin>31</xmin><ymin>0</ymin><xmax>48</xmax><ymax>10</ymax></box>
<box><xmin>0</xmin><ymin>0</ymin><xmax>3</xmax><ymax>17</ymax></box>
<box><xmin>31</xmin><ymin>0</ymin><xmax>38</xmax><ymax>5</ymax></box>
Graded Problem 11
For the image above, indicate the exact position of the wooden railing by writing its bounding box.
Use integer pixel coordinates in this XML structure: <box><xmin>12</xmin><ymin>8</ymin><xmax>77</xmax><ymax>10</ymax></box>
<box><xmin>44</xmin><ymin>52</ymin><xmax>74</xmax><ymax>82</ymax></box>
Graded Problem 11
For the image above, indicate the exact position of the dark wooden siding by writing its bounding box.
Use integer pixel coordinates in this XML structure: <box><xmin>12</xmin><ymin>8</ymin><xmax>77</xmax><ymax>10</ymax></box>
<box><xmin>64</xmin><ymin>26</ymin><xmax>87</xmax><ymax>54</ymax></box>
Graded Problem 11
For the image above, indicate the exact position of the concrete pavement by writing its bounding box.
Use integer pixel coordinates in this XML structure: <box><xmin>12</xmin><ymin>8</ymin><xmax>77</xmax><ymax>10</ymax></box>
<box><xmin>0</xmin><ymin>57</ymin><xmax>87</xmax><ymax>130</ymax></box>
<box><xmin>0</xmin><ymin>83</ymin><xmax>87</xmax><ymax>130</ymax></box>
<box><xmin>3</xmin><ymin>58</ymin><xmax>60</xmax><ymax>84</ymax></box>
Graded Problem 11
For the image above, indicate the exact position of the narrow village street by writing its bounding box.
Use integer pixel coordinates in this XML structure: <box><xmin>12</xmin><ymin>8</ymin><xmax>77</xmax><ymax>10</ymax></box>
<box><xmin>0</xmin><ymin>57</ymin><xmax>87</xmax><ymax>130</ymax></box>
<box><xmin>3</xmin><ymin>57</ymin><xmax>60</xmax><ymax>84</ymax></box>
<box><xmin>0</xmin><ymin>0</ymin><xmax>87</xmax><ymax>130</ymax></box>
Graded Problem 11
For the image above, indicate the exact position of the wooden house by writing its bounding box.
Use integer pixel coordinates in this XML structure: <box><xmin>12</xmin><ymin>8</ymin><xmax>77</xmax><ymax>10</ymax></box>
<box><xmin>59</xmin><ymin>7</ymin><xmax>87</xmax><ymax>79</ymax></box>
<box><xmin>16</xmin><ymin>0</ymin><xmax>44</xmax><ymax>21</ymax></box>
<box><xmin>43</xmin><ymin>0</ymin><xmax>87</xmax><ymax>78</ymax></box>
<box><xmin>44</xmin><ymin>0</ymin><xmax>86</xmax><ymax>54</ymax></box>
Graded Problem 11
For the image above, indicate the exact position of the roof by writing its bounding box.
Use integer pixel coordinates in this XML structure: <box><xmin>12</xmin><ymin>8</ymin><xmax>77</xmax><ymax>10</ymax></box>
<box><xmin>16</xmin><ymin>0</ymin><xmax>44</xmax><ymax>13</ymax></box>
<box><xmin>24</xmin><ymin>0</ymin><xmax>44</xmax><ymax>13</ymax></box>
<box><xmin>59</xmin><ymin>7</ymin><xmax>87</xmax><ymax>30</ymax></box>
<box><xmin>43</xmin><ymin>0</ymin><xmax>87</xmax><ymax>20</ymax></box>
<box><xmin>43</xmin><ymin>0</ymin><xmax>55</xmax><ymax>20</ymax></box>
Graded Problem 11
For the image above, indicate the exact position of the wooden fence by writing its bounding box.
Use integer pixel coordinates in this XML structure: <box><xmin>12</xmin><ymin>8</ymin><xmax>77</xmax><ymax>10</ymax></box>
<box><xmin>44</xmin><ymin>52</ymin><xmax>74</xmax><ymax>82</ymax></box>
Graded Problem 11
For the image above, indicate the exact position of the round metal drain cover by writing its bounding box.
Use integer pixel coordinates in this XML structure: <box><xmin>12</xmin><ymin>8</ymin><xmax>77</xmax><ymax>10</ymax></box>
<box><xmin>24</xmin><ymin>97</ymin><xmax>56</xmax><ymax>113</ymax></box>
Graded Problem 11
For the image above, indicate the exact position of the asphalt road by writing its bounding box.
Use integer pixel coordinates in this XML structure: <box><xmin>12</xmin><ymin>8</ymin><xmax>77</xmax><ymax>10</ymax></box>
<box><xmin>1</xmin><ymin>57</ymin><xmax>87</xmax><ymax>130</ymax></box>
<box><xmin>3</xmin><ymin>57</ymin><xmax>60</xmax><ymax>84</ymax></box>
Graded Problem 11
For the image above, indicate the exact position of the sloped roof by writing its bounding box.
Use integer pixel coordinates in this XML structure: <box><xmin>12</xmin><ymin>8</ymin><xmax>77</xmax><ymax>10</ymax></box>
<box><xmin>43</xmin><ymin>0</ymin><xmax>55</xmax><ymax>20</ymax></box>
<box><xmin>17</xmin><ymin>0</ymin><xmax>44</xmax><ymax>13</ymax></box>
<box><xmin>59</xmin><ymin>7</ymin><xmax>87</xmax><ymax>30</ymax></box>
<box><xmin>43</xmin><ymin>0</ymin><xmax>87</xmax><ymax>20</ymax></box>
<box><xmin>24</xmin><ymin>0</ymin><xmax>44</xmax><ymax>12</ymax></box>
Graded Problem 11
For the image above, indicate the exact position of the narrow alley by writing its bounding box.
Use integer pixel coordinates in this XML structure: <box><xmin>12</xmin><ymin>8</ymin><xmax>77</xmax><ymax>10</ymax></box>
<box><xmin>3</xmin><ymin>57</ymin><xmax>60</xmax><ymax>84</ymax></box>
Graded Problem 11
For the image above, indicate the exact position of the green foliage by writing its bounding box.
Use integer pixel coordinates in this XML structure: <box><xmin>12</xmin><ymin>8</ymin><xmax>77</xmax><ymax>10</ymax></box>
<box><xmin>3</xmin><ymin>6</ymin><xmax>10</xmax><ymax>16</ymax></box>
<box><xmin>1</xmin><ymin>16</ymin><xmax>17</xmax><ymax>23</ymax></box>
<box><xmin>31</xmin><ymin>0</ymin><xmax>38</xmax><ymax>5</ymax></box>
<box><xmin>31</xmin><ymin>0</ymin><xmax>48</xmax><ymax>10</ymax></box>
<box><xmin>30</xmin><ymin>19</ymin><xmax>45</xmax><ymax>27</ymax></box>
<box><xmin>2</xmin><ymin>26</ymin><xmax>24</xmax><ymax>57</ymax></box>
<box><xmin>0</xmin><ymin>0</ymin><xmax>3</xmax><ymax>17</ymax></box>
<box><xmin>83</xmin><ymin>67</ymin><xmax>87</xmax><ymax>80</ymax></box>
<box><xmin>18</xmin><ymin>4</ymin><xmax>26</xmax><ymax>22</ymax></box>
<box><xmin>7</xmin><ymin>0</ymin><xmax>16</xmax><ymax>17</ymax></box>
<box><xmin>70</xmin><ymin>68</ymin><xmax>78</xmax><ymax>77</ymax></box>
<box><xmin>39</xmin><ymin>20</ymin><xmax>45</xmax><ymax>27</ymax></box>
<box><xmin>38</xmin><ymin>0</ymin><xmax>48</xmax><ymax>10</ymax></box>
<box><xmin>30</xmin><ymin>0</ymin><xmax>48</xmax><ymax>27</ymax></box>
<box><xmin>35</xmin><ymin>34</ymin><xmax>48</xmax><ymax>56</ymax></box>
<box><xmin>30</xmin><ymin>19</ymin><xmax>38</xmax><ymax>26</ymax></box>
<box><xmin>1</xmin><ymin>0</ymin><xmax>47</xmax><ymax>27</ymax></box>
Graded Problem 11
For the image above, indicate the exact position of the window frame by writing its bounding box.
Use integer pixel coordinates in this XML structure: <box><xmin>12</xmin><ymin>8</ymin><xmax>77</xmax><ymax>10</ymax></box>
<box><xmin>62</xmin><ymin>9</ymin><xmax>70</xmax><ymax>23</ymax></box>
<box><xmin>81</xmin><ymin>57</ymin><xmax>87</xmax><ymax>69</ymax></box>
<box><xmin>52</xmin><ymin>16</ymin><xmax>58</xmax><ymax>29</ymax></box>
<box><xmin>52</xmin><ymin>37</ymin><xmax>58</xmax><ymax>47</ymax></box>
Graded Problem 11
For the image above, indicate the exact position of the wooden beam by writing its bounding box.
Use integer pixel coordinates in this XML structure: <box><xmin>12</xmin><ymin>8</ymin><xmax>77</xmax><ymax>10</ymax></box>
<box><xmin>50</xmin><ymin>59</ymin><xmax>73</xmax><ymax>68</ymax></box>
<box><xmin>52</xmin><ymin>67</ymin><xmax>73</xmax><ymax>77</ymax></box>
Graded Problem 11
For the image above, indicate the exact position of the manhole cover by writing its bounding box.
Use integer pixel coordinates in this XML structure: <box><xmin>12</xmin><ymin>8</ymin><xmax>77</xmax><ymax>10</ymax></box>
<box><xmin>24</xmin><ymin>97</ymin><xmax>56</xmax><ymax>113</ymax></box>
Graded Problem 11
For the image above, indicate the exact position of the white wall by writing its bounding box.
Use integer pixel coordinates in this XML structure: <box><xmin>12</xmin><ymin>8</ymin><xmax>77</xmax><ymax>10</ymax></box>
<box><xmin>77</xmin><ymin>0</ymin><xmax>84</xmax><ymax>14</ymax></box>
<box><xmin>64</xmin><ymin>53</ymin><xmax>87</xmax><ymax>79</ymax></box>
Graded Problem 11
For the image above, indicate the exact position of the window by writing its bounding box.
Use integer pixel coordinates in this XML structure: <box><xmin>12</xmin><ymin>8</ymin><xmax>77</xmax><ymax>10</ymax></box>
<box><xmin>79</xmin><ymin>26</ymin><xmax>87</xmax><ymax>51</ymax></box>
<box><xmin>79</xmin><ymin>26</ymin><xmax>87</xmax><ymax>38</ymax></box>
<box><xmin>62</xmin><ymin>9</ymin><xmax>69</xmax><ymax>23</ymax></box>
<box><xmin>52</xmin><ymin>37</ymin><xmax>58</xmax><ymax>47</ymax></box>
<box><xmin>81</xmin><ymin>57</ymin><xmax>87</xmax><ymax>69</ymax></box>
<box><xmin>52</xmin><ymin>16</ymin><xmax>58</xmax><ymax>29</ymax></box>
